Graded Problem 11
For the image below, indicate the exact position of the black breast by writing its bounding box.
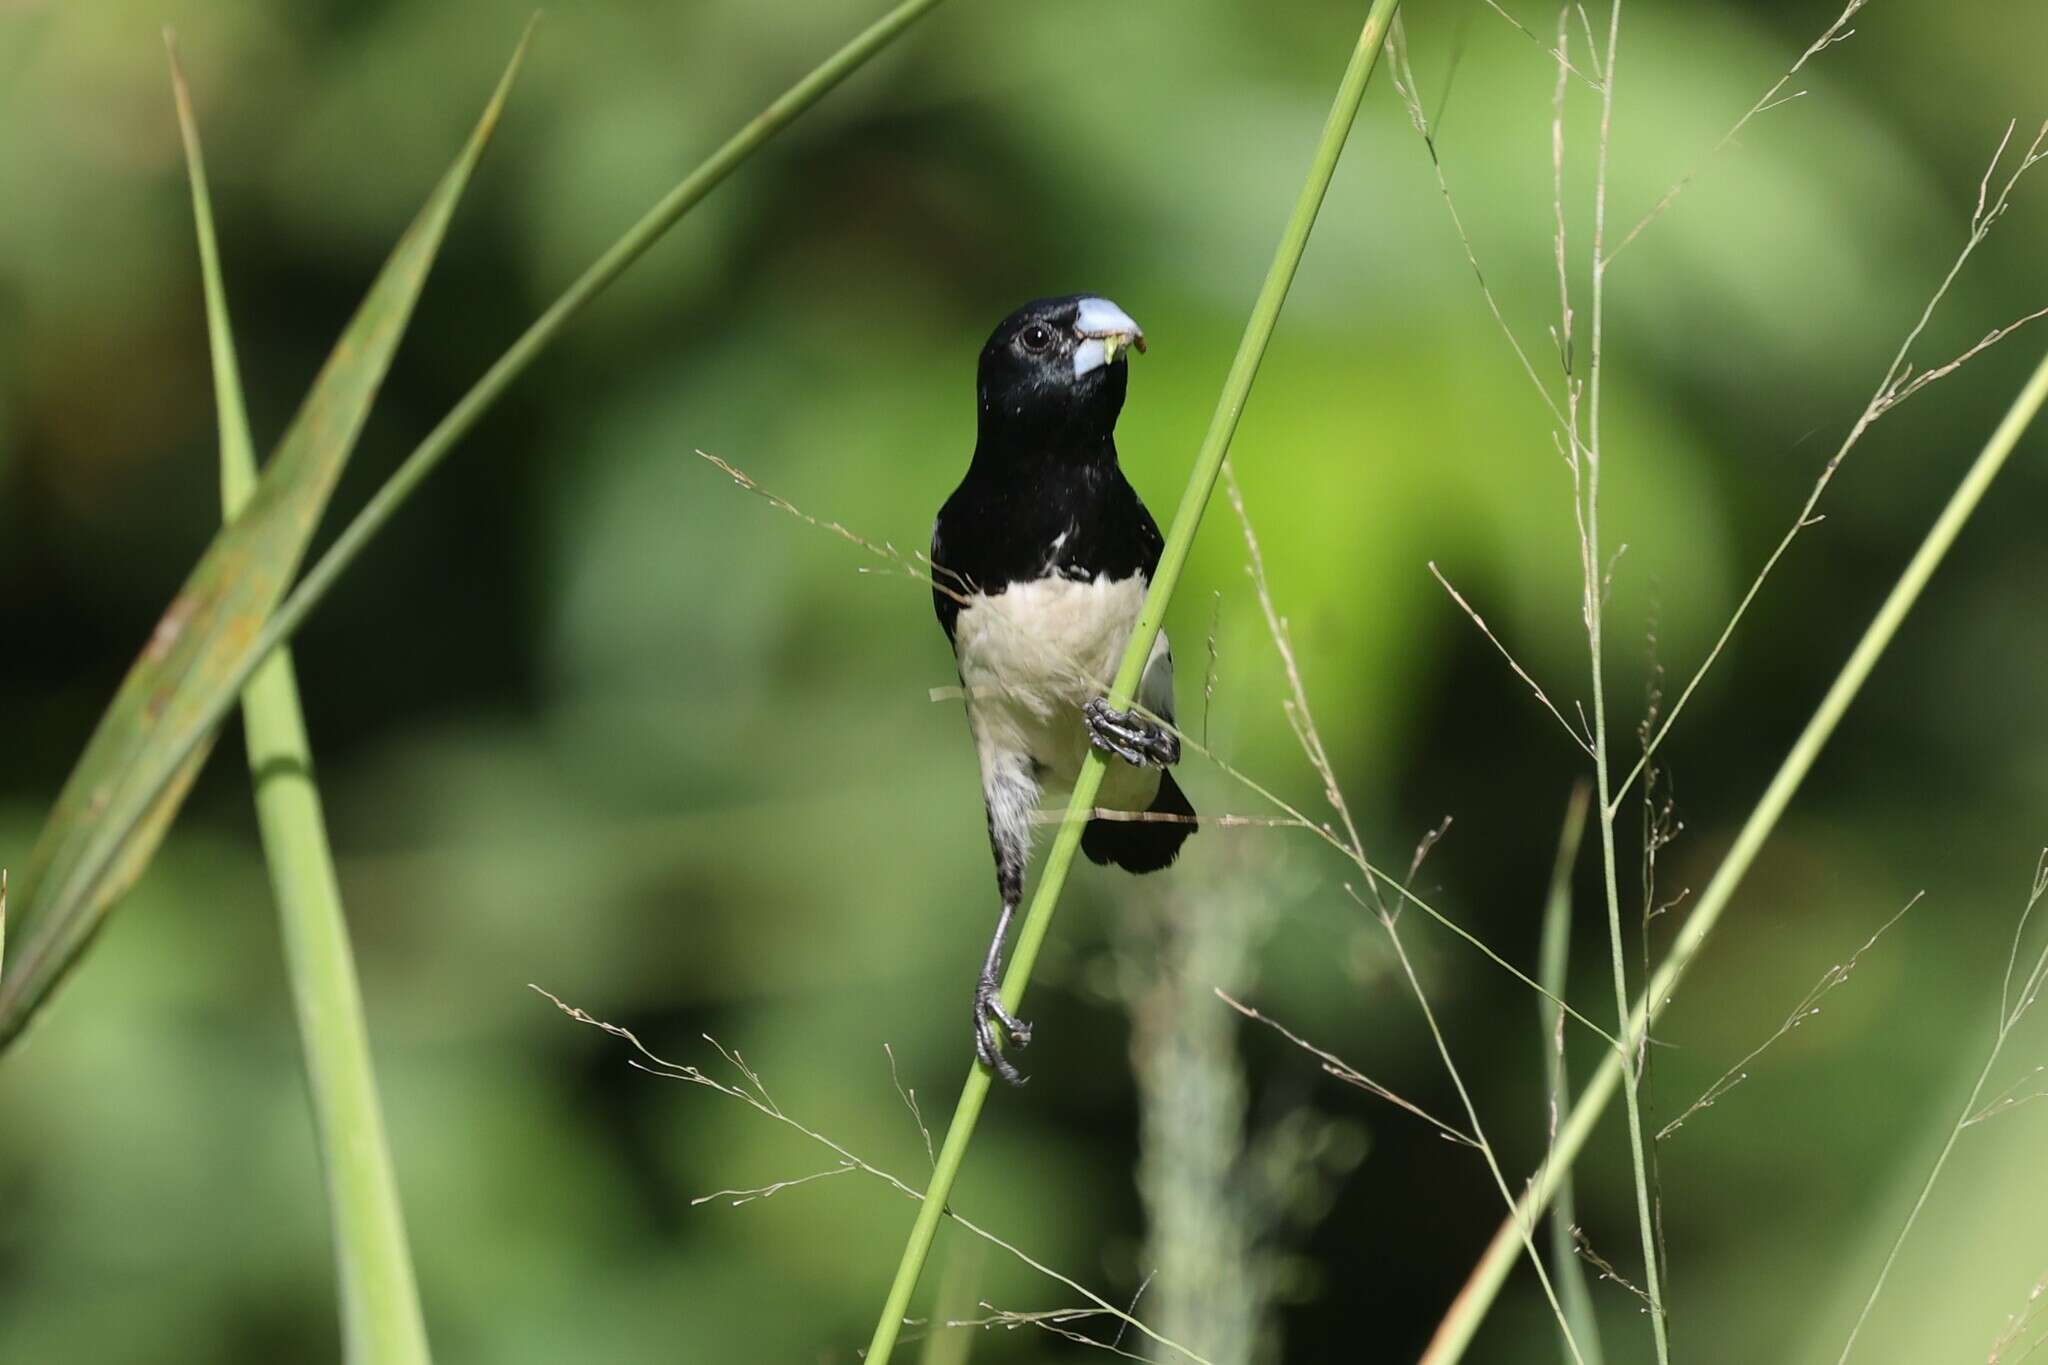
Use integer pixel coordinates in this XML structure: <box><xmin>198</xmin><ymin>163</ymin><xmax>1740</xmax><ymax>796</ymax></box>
<box><xmin>931</xmin><ymin>455</ymin><xmax>1163</xmax><ymax>643</ymax></box>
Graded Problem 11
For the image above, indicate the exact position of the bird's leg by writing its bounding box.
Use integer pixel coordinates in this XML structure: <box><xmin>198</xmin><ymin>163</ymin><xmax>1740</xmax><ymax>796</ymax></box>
<box><xmin>973</xmin><ymin>896</ymin><xmax>1032</xmax><ymax>1085</ymax></box>
<box><xmin>1083</xmin><ymin>696</ymin><xmax>1181</xmax><ymax>768</ymax></box>
<box><xmin>973</xmin><ymin>781</ymin><xmax>1036</xmax><ymax>1085</ymax></box>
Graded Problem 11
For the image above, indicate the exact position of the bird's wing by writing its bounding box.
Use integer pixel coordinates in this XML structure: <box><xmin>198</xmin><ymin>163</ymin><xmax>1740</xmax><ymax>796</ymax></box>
<box><xmin>1137</xmin><ymin>626</ymin><xmax>1176</xmax><ymax>726</ymax></box>
<box><xmin>1133</xmin><ymin>496</ymin><xmax>1166</xmax><ymax>581</ymax></box>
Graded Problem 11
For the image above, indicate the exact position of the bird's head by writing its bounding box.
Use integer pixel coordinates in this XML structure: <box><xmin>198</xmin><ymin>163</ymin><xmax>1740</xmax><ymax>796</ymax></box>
<box><xmin>976</xmin><ymin>295</ymin><xmax>1145</xmax><ymax>449</ymax></box>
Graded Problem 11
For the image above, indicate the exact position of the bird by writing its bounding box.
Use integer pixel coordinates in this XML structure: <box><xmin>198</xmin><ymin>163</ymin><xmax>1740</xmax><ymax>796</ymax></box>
<box><xmin>931</xmin><ymin>295</ymin><xmax>1195</xmax><ymax>1084</ymax></box>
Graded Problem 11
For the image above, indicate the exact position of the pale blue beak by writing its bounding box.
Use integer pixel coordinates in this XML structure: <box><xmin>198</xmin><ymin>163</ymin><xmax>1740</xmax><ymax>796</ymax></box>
<box><xmin>1072</xmin><ymin>297</ymin><xmax>1146</xmax><ymax>378</ymax></box>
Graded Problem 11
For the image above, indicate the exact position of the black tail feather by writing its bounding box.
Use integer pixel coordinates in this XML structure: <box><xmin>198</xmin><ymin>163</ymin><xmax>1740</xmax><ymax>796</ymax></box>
<box><xmin>1081</xmin><ymin>770</ymin><xmax>1195</xmax><ymax>873</ymax></box>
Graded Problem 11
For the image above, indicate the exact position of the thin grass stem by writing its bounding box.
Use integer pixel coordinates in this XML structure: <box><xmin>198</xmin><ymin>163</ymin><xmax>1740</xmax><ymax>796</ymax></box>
<box><xmin>1606</xmin><ymin>0</ymin><xmax>1868</xmax><ymax>264</ymax></box>
<box><xmin>258</xmin><ymin>0</ymin><xmax>956</xmax><ymax>675</ymax></box>
<box><xmin>1837</xmin><ymin>855</ymin><xmax>2048</xmax><ymax>1361</ymax></box>
<box><xmin>1571</xmin><ymin>4</ymin><xmax>1673</xmax><ymax>1356</ymax></box>
<box><xmin>1658</xmin><ymin>894</ymin><xmax>1918</xmax><ymax>1143</ymax></box>
<box><xmin>698</xmin><ymin>448</ymin><xmax>1621</xmax><ymax>1048</ymax></box>
<box><xmin>169</xmin><ymin>38</ymin><xmax>430</xmax><ymax>1363</ymax></box>
<box><xmin>915</xmin><ymin>1240</ymin><xmax>983</xmax><ymax>1365</ymax></box>
<box><xmin>1609</xmin><ymin>122</ymin><xmax>2048</xmax><ymax>814</ymax></box>
<box><xmin>1217</xmin><ymin>990</ymin><xmax>1481</xmax><ymax>1148</ymax></box>
<box><xmin>1229</xmin><ymin>424</ymin><xmax>1586</xmax><ymax>1360</ymax></box>
<box><xmin>1376</xmin><ymin>886</ymin><xmax>1590</xmax><ymax>1363</ymax></box>
<box><xmin>1420</xmin><ymin>344</ymin><xmax>2048</xmax><ymax>1363</ymax></box>
<box><xmin>859</xmin><ymin>6</ymin><xmax>1405</xmax><ymax>1359</ymax></box>
<box><xmin>536</xmin><ymin>991</ymin><xmax>1211</xmax><ymax>1363</ymax></box>
<box><xmin>1539</xmin><ymin>784</ymin><xmax>1602</xmax><ymax>1365</ymax></box>
<box><xmin>0</xmin><ymin>0</ymin><xmax>955</xmax><ymax>1051</ymax></box>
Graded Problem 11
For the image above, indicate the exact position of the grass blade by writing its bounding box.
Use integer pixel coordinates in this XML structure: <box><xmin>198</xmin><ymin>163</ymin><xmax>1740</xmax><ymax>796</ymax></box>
<box><xmin>916</xmin><ymin>1239</ymin><xmax>985</xmax><ymax>1365</ymax></box>
<box><xmin>1421</xmin><ymin>344</ymin><xmax>2048</xmax><ymax>1362</ymax></box>
<box><xmin>170</xmin><ymin>37</ymin><xmax>431</xmax><ymax>1363</ymax></box>
<box><xmin>1538</xmin><ymin>783</ymin><xmax>1601</xmax><ymax>1365</ymax></box>
<box><xmin>861</xmin><ymin>4</ymin><xmax>1406</xmax><ymax>1360</ymax></box>
<box><xmin>0</xmin><ymin>21</ymin><xmax>534</xmax><ymax>1048</ymax></box>
<box><xmin>244</xmin><ymin>0</ymin><xmax>955</xmax><ymax>709</ymax></box>
<box><xmin>0</xmin><ymin>0</ymin><xmax>948</xmax><ymax>1049</ymax></box>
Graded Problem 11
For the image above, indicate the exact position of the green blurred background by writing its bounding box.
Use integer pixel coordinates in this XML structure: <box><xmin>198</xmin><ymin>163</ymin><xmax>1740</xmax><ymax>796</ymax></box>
<box><xmin>3</xmin><ymin>1</ymin><xmax>2046</xmax><ymax>1360</ymax></box>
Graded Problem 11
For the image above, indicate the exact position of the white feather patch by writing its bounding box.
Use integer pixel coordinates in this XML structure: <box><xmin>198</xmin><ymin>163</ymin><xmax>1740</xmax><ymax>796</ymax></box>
<box><xmin>954</xmin><ymin>572</ymin><xmax>1173</xmax><ymax>816</ymax></box>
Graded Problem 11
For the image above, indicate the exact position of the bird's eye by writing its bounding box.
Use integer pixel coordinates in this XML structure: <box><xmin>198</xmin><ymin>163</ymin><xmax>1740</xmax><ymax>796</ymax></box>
<box><xmin>1019</xmin><ymin>323</ymin><xmax>1055</xmax><ymax>353</ymax></box>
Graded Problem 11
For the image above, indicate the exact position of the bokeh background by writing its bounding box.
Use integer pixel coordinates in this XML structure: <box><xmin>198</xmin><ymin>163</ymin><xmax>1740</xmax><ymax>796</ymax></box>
<box><xmin>4</xmin><ymin>1</ymin><xmax>2047</xmax><ymax>1360</ymax></box>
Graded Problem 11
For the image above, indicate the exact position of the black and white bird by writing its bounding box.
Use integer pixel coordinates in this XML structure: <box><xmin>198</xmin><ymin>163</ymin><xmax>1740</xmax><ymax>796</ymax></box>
<box><xmin>931</xmin><ymin>296</ymin><xmax>1195</xmax><ymax>1083</ymax></box>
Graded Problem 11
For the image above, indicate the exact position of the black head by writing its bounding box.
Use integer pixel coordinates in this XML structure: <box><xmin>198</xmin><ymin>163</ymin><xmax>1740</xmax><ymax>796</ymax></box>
<box><xmin>975</xmin><ymin>295</ymin><xmax>1146</xmax><ymax>451</ymax></box>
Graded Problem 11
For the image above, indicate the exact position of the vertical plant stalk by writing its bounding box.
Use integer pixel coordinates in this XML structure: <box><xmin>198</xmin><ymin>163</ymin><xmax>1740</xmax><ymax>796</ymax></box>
<box><xmin>0</xmin><ymin>0</ymin><xmax>953</xmax><ymax>1052</ymax></box>
<box><xmin>1421</xmin><ymin>343</ymin><xmax>2048</xmax><ymax>1364</ymax></box>
<box><xmin>170</xmin><ymin>44</ymin><xmax>431</xmax><ymax>1364</ymax></box>
<box><xmin>255</xmin><ymin>0</ymin><xmax>956</xmax><ymax>679</ymax></box>
<box><xmin>1538</xmin><ymin>784</ymin><xmax>1601</xmax><ymax>1365</ymax></box>
<box><xmin>915</xmin><ymin>1238</ymin><xmax>984</xmax><ymax>1365</ymax></box>
<box><xmin>861</xmin><ymin>3</ymin><xmax>1404</xmax><ymax>1359</ymax></box>
<box><xmin>1837</xmin><ymin>855</ymin><xmax>2048</xmax><ymax>1362</ymax></box>
<box><xmin>0</xmin><ymin>18</ymin><xmax>530</xmax><ymax>1052</ymax></box>
<box><xmin>1574</xmin><ymin>4</ymin><xmax>1672</xmax><ymax>1356</ymax></box>
<box><xmin>1226</xmin><ymin>449</ymin><xmax>1587</xmax><ymax>1363</ymax></box>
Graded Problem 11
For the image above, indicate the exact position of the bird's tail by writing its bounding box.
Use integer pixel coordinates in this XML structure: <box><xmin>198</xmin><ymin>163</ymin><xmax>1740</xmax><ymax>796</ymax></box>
<box><xmin>1081</xmin><ymin>770</ymin><xmax>1195</xmax><ymax>874</ymax></box>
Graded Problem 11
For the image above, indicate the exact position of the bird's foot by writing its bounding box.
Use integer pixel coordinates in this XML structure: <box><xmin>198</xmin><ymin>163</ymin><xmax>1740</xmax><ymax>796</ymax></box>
<box><xmin>1084</xmin><ymin>696</ymin><xmax>1181</xmax><ymax>768</ymax></box>
<box><xmin>973</xmin><ymin>970</ymin><xmax>1032</xmax><ymax>1086</ymax></box>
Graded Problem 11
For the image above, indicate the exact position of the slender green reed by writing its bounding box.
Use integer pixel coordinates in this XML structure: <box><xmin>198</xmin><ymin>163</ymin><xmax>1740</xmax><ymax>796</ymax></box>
<box><xmin>1575</xmin><ymin>4</ymin><xmax>1671</xmax><ymax>1356</ymax></box>
<box><xmin>860</xmin><ymin>4</ymin><xmax>1404</xmax><ymax>1359</ymax></box>
<box><xmin>1838</xmin><ymin>856</ymin><xmax>2048</xmax><ymax>1361</ymax></box>
<box><xmin>0</xmin><ymin>0</ymin><xmax>952</xmax><ymax>1048</ymax></box>
<box><xmin>251</xmin><ymin>0</ymin><xmax>956</xmax><ymax>678</ymax></box>
<box><xmin>1538</xmin><ymin>784</ymin><xmax>1601</xmax><ymax>1365</ymax></box>
<box><xmin>0</xmin><ymin>22</ymin><xmax>528</xmax><ymax>1052</ymax></box>
<box><xmin>170</xmin><ymin>41</ymin><xmax>431</xmax><ymax>1363</ymax></box>
<box><xmin>914</xmin><ymin>1239</ymin><xmax>983</xmax><ymax>1365</ymax></box>
<box><xmin>176</xmin><ymin>0</ymin><xmax>956</xmax><ymax>865</ymax></box>
<box><xmin>1422</xmin><ymin>344</ymin><xmax>2048</xmax><ymax>1363</ymax></box>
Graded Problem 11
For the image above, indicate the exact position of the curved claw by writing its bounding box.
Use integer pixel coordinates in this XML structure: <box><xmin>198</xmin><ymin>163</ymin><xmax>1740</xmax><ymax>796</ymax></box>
<box><xmin>1083</xmin><ymin>696</ymin><xmax>1181</xmax><ymax>769</ymax></box>
<box><xmin>974</xmin><ymin>974</ymin><xmax>1031</xmax><ymax>1085</ymax></box>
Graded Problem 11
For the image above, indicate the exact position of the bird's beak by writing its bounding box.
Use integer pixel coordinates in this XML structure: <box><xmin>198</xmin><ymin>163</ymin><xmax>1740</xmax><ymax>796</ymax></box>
<box><xmin>1072</xmin><ymin>297</ymin><xmax>1146</xmax><ymax>378</ymax></box>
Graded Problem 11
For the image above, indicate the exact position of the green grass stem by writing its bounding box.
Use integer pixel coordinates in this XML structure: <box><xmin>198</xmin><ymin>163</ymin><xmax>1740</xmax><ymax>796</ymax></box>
<box><xmin>1577</xmin><ymin>4</ymin><xmax>1672</xmax><ymax>1356</ymax></box>
<box><xmin>171</xmin><ymin>40</ymin><xmax>431</xmax><ymax>1364</ymax></box>
<box><xmin>1421</xmin><ymin>344</ymin><xmax>2048</xmax><ymax>1363</ymax></box>
<box><xmin>915</xmin><ymin>1239</ymin><xmax>984</xmax><ymax>1365</ymax></box>
<box><xmin>158</xmin><ymin>0</ymin><xmax>950</xmax><ymax>865</ymax></box>
<box><xmin>1837</xmin><ymin>857</ymin><xmax>2048</xmax><ymax>1361</ymax></box>
<box><xmin>0</xmin><ymin>19</ymin><xmax>530</xmax><ymax>1051</ymax></box>
<box><xmin>252</xmin><ymin>0</ymin><xmax>955</xmax><ymax>680</ymax></box>
<box><xmin>1538</xmin><ymin>783</ymin><xmax>1601</xmax><ymax>1365</ymax></box>
<box><xmin>0</xmin><ymin>0</ymin><xmax>948</xmax><ymax>1047</ymax></box>
<box><xmin>860</xmin><ymin>4</ymin><xmax>1404</xmax><ymax>1360</ymax></box>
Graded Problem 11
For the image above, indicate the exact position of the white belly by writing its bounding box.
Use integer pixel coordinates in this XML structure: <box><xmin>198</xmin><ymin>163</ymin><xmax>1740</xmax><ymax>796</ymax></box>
<box><xmin>953</xmin><ymin>572</ymin><xmax>1171</xmax><ymax>809</ymax></box>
